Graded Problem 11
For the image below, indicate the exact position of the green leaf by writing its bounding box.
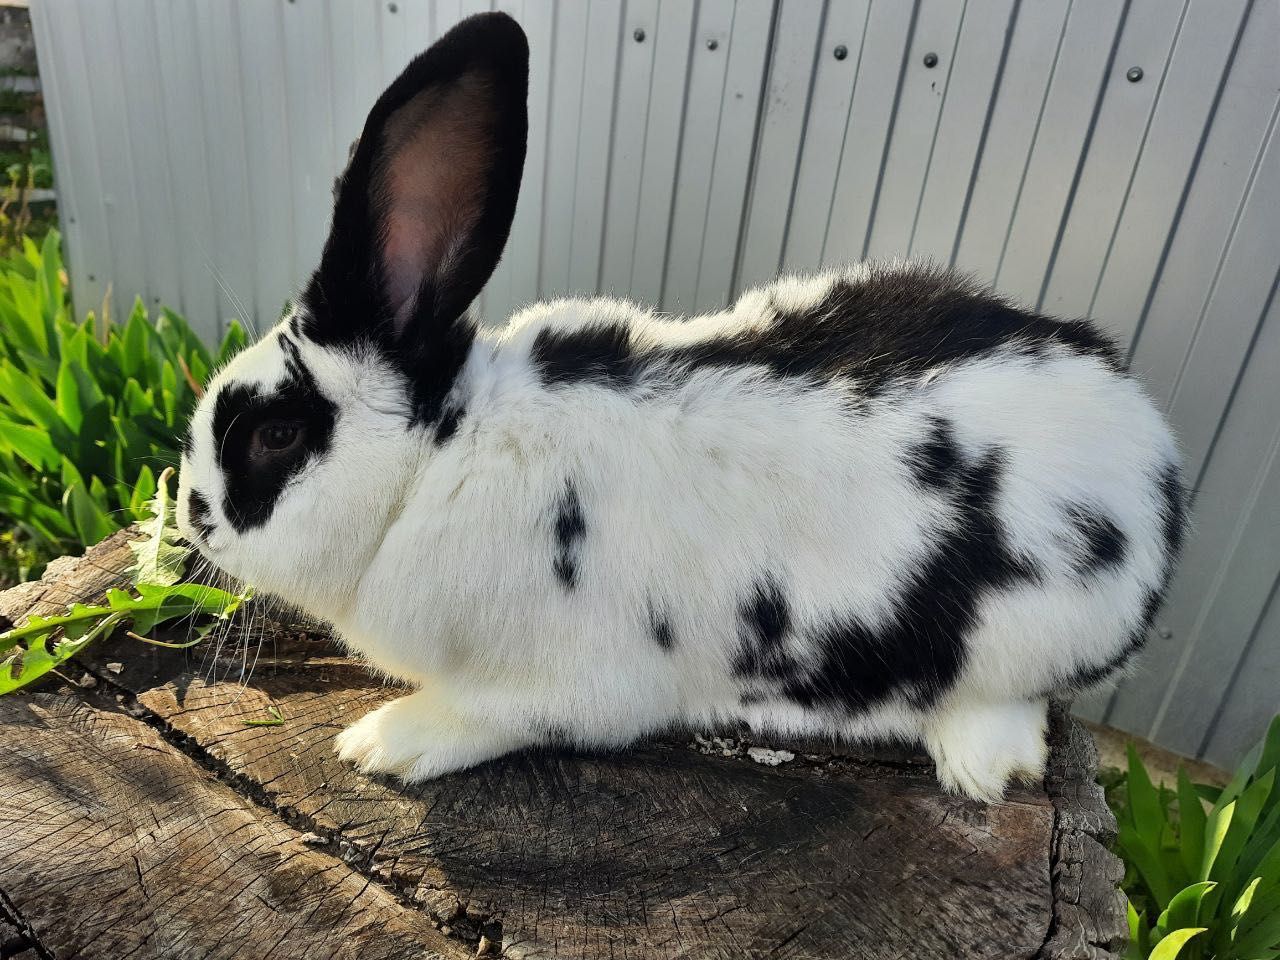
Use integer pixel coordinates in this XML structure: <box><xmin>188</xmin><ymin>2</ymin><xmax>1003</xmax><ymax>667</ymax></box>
<box><xmin>1157</xmin><ymin>881</ymin><xmax>1216</xmax><ymax>936</ymax></box>
<box><xmin>1179</xmin><ymin>767</ymin><xmax>1209</xmax><ymax>880</ymax></box>
<box><xmin>1128</xmin><ymin>744</ymin><xmax>1170</xmax><ymax>842</ymax></box>
<box><xmin>66</xmin><ymin>481</ymin><xmax>115</xmax><ymax>547</ymax></box>
<box><xmin>0</xmin><ymin>420</ymin><xmax>59</xmax><ymax>470</ymax></box>
<box><xmin>1148</xmin><ymin>928</ymin><xmax>1206</xmax><ymax>960</ymax></box>
<box><xmin>128</xmin><ymin>467</ymin><xmax>189</xmax><ymax>587</ymax></box>
<box><xmin>241</xmin><ymin>705</ymin><xmax>286</xmax><ymax>727</ymax></box>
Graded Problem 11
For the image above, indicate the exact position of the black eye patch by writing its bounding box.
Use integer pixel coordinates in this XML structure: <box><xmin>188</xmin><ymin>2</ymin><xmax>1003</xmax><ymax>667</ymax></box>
<box><xmin>212</xmin><ymin>337</ymin><xmax>337</xmax><ymax>532</ymax></box>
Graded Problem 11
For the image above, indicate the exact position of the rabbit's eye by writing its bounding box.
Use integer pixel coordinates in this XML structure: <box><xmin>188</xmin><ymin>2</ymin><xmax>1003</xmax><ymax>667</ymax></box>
<box><xmin>252</xmin><ymin>419</ymin><xmax>303</xmax><ymax>454</ymax></box>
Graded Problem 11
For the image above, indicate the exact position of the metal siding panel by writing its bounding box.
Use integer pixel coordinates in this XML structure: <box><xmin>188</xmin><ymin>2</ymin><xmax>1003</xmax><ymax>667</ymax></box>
<box><xmin>952</xmin><ymin>0</ymin><xmax>1070</xmax><ymax>283</ymax></box>
<box><xmin>1128</xmin><ymin>0</ymin><xmax>1280</xmax><ymax>409</ymax></box>
<box><xmin>77</xmin><ymin>0</ymin><xmax>150</xmax><ymax>323</ymax></box>
<box><xmin>28</xmin><ymin>0</ymin><xmax>107</xmax><ymax>322</ymax></box>
<box><xmin>1107</xmin><ymin>250</ymin><xmax>1280</xmax><ymax>744</ymax></box>
<box><xmin>1165</xmin><ymin>121</ymin><xmax>1280</xmax><ymax>486</ymax></box>
<box><xmin>194</xmin><ymin>1</ymin><xmax>259</xmax><ymax>332</ymax></box>
<box><xmin>629</xmin><ymin>0</ymin><xmax>697</xmax><ymax>308</ymax></box>
<box><xmin>908</xmin><ymin>0</ymin><xmax>1017</xmax><ymax>265</ymax></box>
<box><xmin>1088</xmin><ymin>0</ymin><xmax>1252</xmax><ymax>347</ymax></box>
<box><xmin>539</xmin><ymin>3</ymin><xmax>590</xmax><ymax>298</ymax></box>
<box><xmin>820</xmin><ymin>0</ymin><xmax>915</xmax><ymax>268</ymax></box>
<box><xmin>568</xmin><ymin>0</ymin><xmax>624</xmax><ymax>296</ymax></box>
<box><xmin>151</xmin><ymin>1</ymin><xmax>222</xmax><ymax>338</ymax></box>
<box><xmin>864</xmin><ymin>0</ymin><xmax>968</xmax><ymax>260</ymax></box>
<box><xmin>1202</xmin><ymin>573</ymin><xmax>1280</xmax><ymax>770</ymax></box>
<box><xmin>780</xmin><ymin>0</ymin><xmax>870</xmax><ymax>273</ymax></box>
<box><xmin>113</xmin><ymin>2</ymin><xmax>182</xmax><ymax>321</ymax></box>
<box><xmin>597</xmin><ymin>0</ymin><xmax>661</xmax><ymax>298</ymax></box>
<box><xmin>485</xmin><ymin>0</ymin><xmax>554</xmax><ymax>323</ymax></box>
<box><xmin>236</xmin><ymin>2</ymin><xmax>297</xmax><ymax>325</ymax></box>
<box><xmin>693</xmin><ymin>0</ymin><xmax>773</xmax><ymax>314</ymax></box>
<box><xmin>282</xmin><ymin>1</ymin><xmax>338</xmax><ymax>301</ymax></box>
<box><xmin>993</xmin><ymin>0</ymin><xmax>1125</xmax><ymax>305</ymax></box>
<box><xmin>1038</xmin><ymin>0</ymin><xmax>1184</xmax><ymax>319</ymax></box>
<box><xmin>734</xmin><ymin>0</ymin><xmax>824</xmax><ymax>292</ymax></box>
<box><xmin>663</xmin><ymin>0</ymin><xmax>738</xmax><ymax>312</ymax></box>
<box><xmin>1141</xmin><ymin>286</ymin><xmax>1280</xmax><ymax>758</ymax></box>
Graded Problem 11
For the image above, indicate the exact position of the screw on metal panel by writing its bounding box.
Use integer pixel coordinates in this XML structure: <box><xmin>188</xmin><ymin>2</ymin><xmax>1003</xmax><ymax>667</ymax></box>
<box><xmin>1159</xmin><ymin>627</ymin><xmax>1173</xmax><ymax>639</ymax></box>
<box><xmin>1127</xmin><ymin>66</ymin><xmax>1144</xmax><ymax>82</ymax></box>
<box><xmin>387</xmin><ymin>2</ymin><xmax>397</xmax><ymax>11</ymax></box>
<box><xmin>633</xmin><ymin>27</ymin><xmax>646</xmax><ymax>42</ymax></box>
<box><xmin>833</xmin><ymin>44</ymin><xmax>848</xmax><ymax>60</ymax></box>
<box><xmin>706</xmin><ymin>38</ymin><xmax>719</xmax><ymax>51</ymax></box>
<box><xmin>923</xmin><ymin>52</ymin><xmax>939</xmax><ymax>68</ymax></box>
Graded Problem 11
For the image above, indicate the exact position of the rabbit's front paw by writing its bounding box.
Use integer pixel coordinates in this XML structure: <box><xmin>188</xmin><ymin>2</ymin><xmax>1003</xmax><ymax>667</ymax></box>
<box><xmin>923</xmin><ymin>698</ymin><xmax>1049</xmax><ymax>803</ymax></box>
<box><xmin>335</xmin><ymin>690</ymin><xmax>523</xmax><ymax>781</ymax></box>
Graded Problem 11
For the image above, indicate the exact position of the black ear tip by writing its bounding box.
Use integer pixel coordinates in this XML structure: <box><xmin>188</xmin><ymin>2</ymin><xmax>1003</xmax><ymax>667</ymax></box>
<box><xmin>446</xmin><ymin>10</ymin><xmax>529</xmax><ymax>63</ymax></box>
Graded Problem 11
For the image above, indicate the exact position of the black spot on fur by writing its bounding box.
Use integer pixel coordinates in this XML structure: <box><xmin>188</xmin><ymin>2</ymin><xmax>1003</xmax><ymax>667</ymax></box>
<box><xmin>552</xmin><ymin>482</ymin><xmax>585</xmax><ymax>588</ymax></box>
<box><xmin>186</xmin><ymin>490</ymin><xmax>215</xmax><ymax>542</ymax></box>
<box><xmin>1066</xmin><ymin>504</ymin><xmax>1127</xmax><ymax>574</ymax></box>
<box><xmin>434</xmin><ymin>403</ymin><xmax>465</xmax><ymax>444</ymax></box>
<box><xmin>661</xmin><ymin>264</ymin><xmax>1122</xmax><ymax>395</ymax></box>
<box><xmin>732</xmin><ymin>576</ymin><xmax>794</xmax><ymax>682</ymax></box>
<box><xmin>907</xmin><ymin>418</ymin><xmax>961</xmax><ymax>489</ymax></box>
<box><xmin>737</xmin><ymin>449</ymin><xmax>1040</xmax><ymax>713</ymax></box>
<box><xmin>649</xmin><ymin>604</ymin><xmax>675</xmax><ymax>652</ymax></box>
<box><xmin>1156</xmin><ymin>462</ymin><xmax>1186</xmax><ymax>561</ymax></box>
<box><xmin>214</xmin><ymin>336</ymin><xmax>337</xmax><ymax>532</ymax></box>
<box><xmin>1046</xmin><ymin>462</ymin><xmax>1186</xmax><ymax>694</ymax></box>
<box><xmin>532</xmin><ymin>322</ymin><xmax>636</xmax><ymax>388</ymax></box>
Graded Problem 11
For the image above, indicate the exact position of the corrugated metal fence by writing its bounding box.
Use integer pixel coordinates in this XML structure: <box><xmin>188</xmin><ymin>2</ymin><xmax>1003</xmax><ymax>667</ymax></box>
<box><xmin>30</xmin><ymin>0</ymin><xmax>1280</xmax><ymax>768</ymax></box>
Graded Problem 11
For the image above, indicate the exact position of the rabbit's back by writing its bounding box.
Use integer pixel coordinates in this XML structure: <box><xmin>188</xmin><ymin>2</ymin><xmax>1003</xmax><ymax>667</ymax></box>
<box><xmin>355</xmin><ymin>262</ymin><xmax>1181</xmax><ymax>742</ymax></box>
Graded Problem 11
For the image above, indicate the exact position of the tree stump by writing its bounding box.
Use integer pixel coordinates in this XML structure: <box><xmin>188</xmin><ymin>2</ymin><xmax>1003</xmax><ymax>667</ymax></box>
<box><xmin>0</xmin><ymin>530</ymin><xmax>1128</xmax><ymax>959</ymax></box>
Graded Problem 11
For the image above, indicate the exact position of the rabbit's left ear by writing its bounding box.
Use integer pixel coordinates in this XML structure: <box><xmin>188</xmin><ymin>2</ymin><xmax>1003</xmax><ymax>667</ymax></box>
<box><xmin>306</xmin><ymin>12</ymin><xmax>528</xmax><ymax>351</ymax></box>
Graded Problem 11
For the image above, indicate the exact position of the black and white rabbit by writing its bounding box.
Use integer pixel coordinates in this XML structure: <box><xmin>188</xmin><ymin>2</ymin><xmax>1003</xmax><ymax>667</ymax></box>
<box><xmin>176</xmin><ymin>13</ymin><xmax>1184</xmax><ymax>802</ymax></box>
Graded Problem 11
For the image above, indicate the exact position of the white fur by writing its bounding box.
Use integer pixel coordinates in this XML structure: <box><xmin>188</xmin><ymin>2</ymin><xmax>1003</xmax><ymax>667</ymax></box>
<box><xmin>178</xmin><ymin>270</ymin><xmax>1178</xmax><ymax>802</ymax></box>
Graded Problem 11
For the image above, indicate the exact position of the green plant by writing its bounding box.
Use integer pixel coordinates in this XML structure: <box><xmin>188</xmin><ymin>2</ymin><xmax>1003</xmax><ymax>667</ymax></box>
<box><xmin>0</xmin><ymin>468</ymin><xmax>250</xmax><ymax>694</ymax></box>
<box><xmin>1115</xmin><ymin>717</ymin><xmax>1280</xmax><ymax>958</ymax></box>
<box><xmin>0</xmin><ymin>229</ymin><xmax>246</xmax><ymax>582</ymax></box>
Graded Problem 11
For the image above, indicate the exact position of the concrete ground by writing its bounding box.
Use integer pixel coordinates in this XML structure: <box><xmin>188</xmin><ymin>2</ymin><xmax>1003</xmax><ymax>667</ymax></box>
<box><xmin>1082</xmin><ymin>719</ymin><xmax>1230</xmax><ymax>788</ymax></box>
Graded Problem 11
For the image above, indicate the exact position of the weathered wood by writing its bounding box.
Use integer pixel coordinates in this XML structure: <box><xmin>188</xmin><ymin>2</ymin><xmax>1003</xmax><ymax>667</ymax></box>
<box><xmin>0</xmin><ymin>532</ymin><xmax>1127</xmax><ymax>959</ymax></box>
<box><xmin>0</xmin><ymin>694</ymin><xmax>463</xmax><ymax>960</ymax></box>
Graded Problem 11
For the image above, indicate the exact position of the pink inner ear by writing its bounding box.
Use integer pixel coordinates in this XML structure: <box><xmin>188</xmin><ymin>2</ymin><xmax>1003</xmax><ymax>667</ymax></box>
<box><xmin>375</xmin><ymin>74</ymin><xmax>495</xmax><ymax>329</ymax></box>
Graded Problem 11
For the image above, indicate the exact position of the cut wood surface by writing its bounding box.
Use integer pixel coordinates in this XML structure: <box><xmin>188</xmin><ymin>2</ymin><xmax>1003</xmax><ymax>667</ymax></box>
<box><xmin>0</xmin><ymin>531</ymin><xmax>1128</xmax><ymax>959</ymax></box>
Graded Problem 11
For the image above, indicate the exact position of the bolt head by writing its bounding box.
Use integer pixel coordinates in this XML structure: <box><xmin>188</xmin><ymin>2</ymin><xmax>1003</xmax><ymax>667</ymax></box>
<box><xmin>387</xmin><ymin>1</ymin><xmax>397</xmax><ymax>11</ymax></box>
<box><xmin>923</xmin><ymin>52</ymin><xmax>939</xmax><ymax>68</ymax></box>
<box><xmin>834</xmin><ymin>44</ymin><xmax>848</xmax><ymax>61</ymax></box>
<box><xmin>706</xmin><ymin>38</ymin><xmax>719</xmax><ymax>51</ymax></box>
<box><xmin>633</xmin><ymin>27</ymin><xmax>646</xmax><ymax>42</ymax></box>
<box><xmin>1127</xmin><ymin>66</ymin><xmax>1144</xmax><ymax>82</ymax></box>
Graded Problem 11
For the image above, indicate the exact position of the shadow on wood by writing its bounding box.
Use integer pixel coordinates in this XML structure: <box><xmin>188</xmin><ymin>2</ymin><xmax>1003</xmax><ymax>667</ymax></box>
<box><xmin>0</xmin><ymin>530</ymin><xmax>1127</xmax><ymax>959</ymax></box>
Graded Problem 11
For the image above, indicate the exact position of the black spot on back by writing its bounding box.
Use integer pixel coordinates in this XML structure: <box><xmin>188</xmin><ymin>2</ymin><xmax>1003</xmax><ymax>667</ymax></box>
<box><xmin>1066</xmin><ymin>504</ymin><xmax>1127</xmax><ymax>574</ymax></box>
<box><xmin>907</xmin><ymin>417</ymin><xmax>961</xmax><ymax>489</ymax></box>
<box><xmin>737</xmin><ymin>449</ymin><xmax>1041</xmax><ymax>713</ymax></box>
<box><xmin>552</xmin><ymin>481</ymin><xmax>586</xmax><ymax>588</ymax></box>
<box><xmin>533</xmin><ymin>322</ymin><xmax>635</xmax><ymax>388</ymax></box>
<box><xmin>661</xmin><ymin>264</ymin><xmax>1122</xmax><ymax>395</ymax></box>
<box><xmin>214</xmin><ymin>336</ymin><xmax>337</xmax><ymax>532</ymax></box>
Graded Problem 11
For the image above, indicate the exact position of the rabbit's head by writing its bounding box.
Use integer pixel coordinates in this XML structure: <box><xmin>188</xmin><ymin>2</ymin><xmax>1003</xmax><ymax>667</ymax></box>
<box><xmin>176</xmin><ymin>13</ymin><xmax>528</xmax><ymax>614</ymax></box>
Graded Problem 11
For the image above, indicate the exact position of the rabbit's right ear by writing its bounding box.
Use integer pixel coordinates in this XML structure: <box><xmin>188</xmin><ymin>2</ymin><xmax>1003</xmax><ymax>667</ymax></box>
<box><xmin>304</xmin><ymin>13</ymin><xmax>528</xmax><ymax>372</ymax></box>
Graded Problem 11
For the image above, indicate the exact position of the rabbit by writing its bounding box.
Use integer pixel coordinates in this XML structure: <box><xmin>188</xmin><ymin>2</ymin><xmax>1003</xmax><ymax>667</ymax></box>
<box><xmin>175</xmin><ymin>12</ymin><xmax>1184</xmax><ymax>803</ymax></box>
